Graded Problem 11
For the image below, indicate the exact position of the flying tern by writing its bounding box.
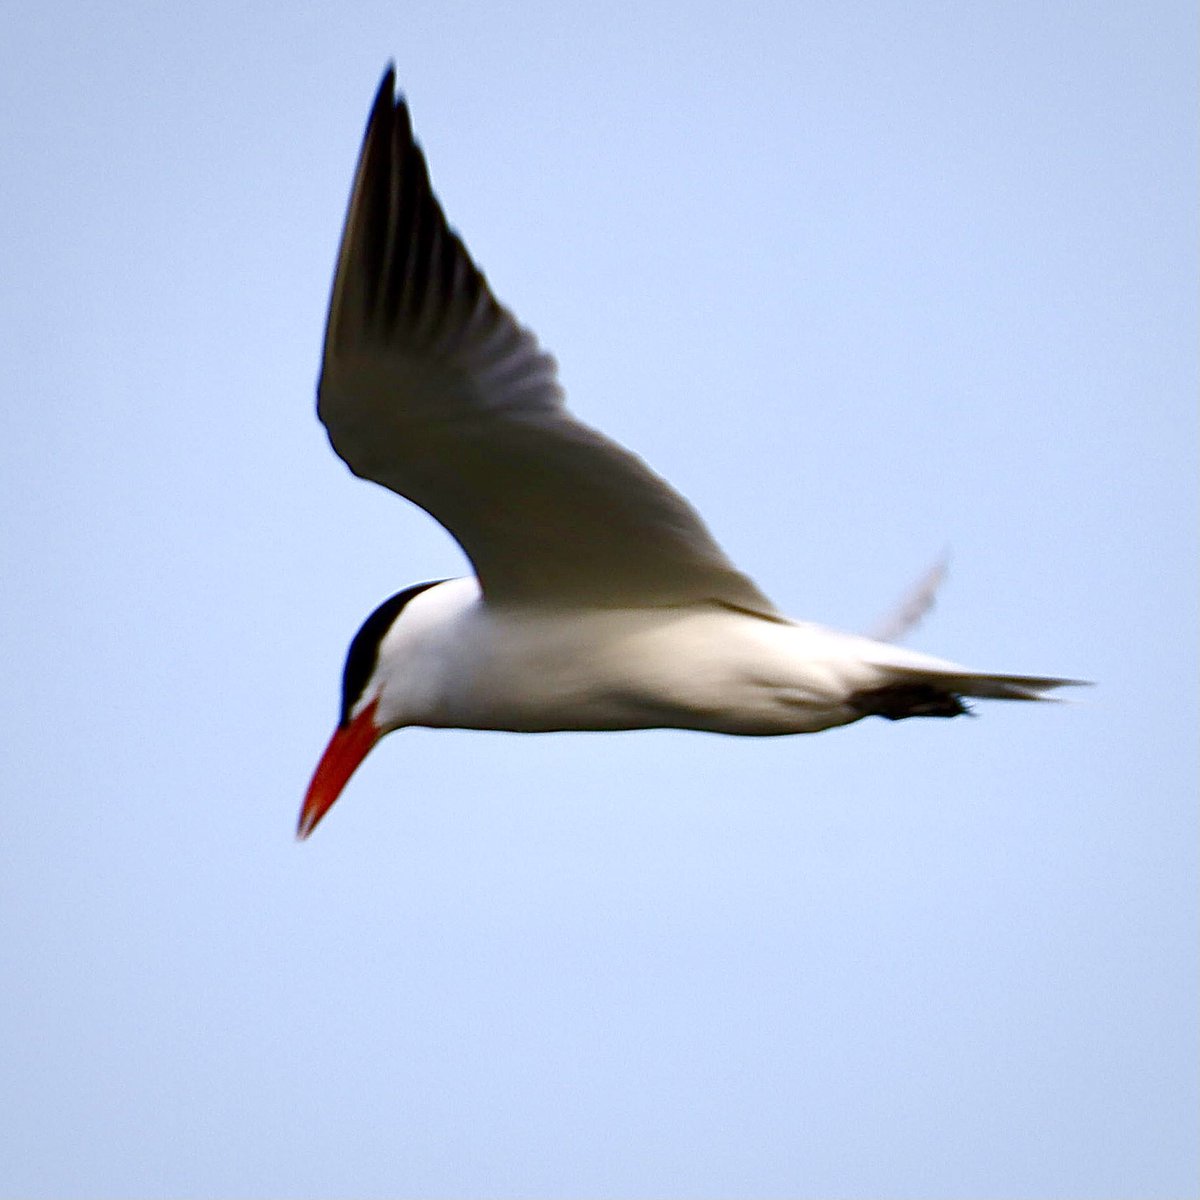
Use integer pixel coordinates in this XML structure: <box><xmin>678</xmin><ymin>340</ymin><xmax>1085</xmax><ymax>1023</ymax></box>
<box><xmin>298</xmin><ymin>68</ymin><xmax>1081</xmax><ymax>839</ymax></box>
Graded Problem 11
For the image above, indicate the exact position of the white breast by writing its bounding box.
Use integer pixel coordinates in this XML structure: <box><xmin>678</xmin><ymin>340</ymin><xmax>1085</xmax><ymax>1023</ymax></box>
<box><xmin>370</xmin><ymin>578</ymin><xmax>911</xmax><ymax>736</ymax></box>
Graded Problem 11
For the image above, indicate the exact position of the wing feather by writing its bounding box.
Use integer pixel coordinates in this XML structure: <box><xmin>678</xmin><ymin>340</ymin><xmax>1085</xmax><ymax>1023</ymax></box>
<box><xmin>318</xmin><ymin>69</ymin><xmax>777</xmax><ymax>614</ymax></box>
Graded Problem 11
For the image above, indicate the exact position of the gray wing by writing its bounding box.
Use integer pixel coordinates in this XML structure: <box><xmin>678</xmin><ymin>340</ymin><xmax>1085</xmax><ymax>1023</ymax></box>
<box><xmin>317</xmin><ymin>69</ymin><xmax>777</xmax><ymax>614</ymax></box>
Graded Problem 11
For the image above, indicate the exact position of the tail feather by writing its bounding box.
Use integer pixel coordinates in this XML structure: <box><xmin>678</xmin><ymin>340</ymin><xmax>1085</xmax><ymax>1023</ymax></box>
<box><xmin>849</xmin><ymin>667</ymin><xmax>1087</xmax><ymax>723</ymax></box>
<box><xmin>862</xmin><ymin>559</ymin><xmax>1089</xmax><ymax>702</ymax></box>
<box><xmin>888</xmin><ymin>666</ymin><xmax>1088</xmax><ymax>703</ymax></box>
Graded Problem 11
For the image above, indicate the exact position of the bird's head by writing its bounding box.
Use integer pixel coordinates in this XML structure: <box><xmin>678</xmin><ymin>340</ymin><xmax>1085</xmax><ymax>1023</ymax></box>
<box><xmin>297</xmin><ymin>580</ymin><xmax>444</xmax><ymax>839</ymax></box>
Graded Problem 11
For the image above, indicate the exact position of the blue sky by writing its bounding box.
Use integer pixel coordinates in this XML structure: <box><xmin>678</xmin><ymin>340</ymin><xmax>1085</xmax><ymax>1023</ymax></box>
<box><xmin>1</xmin><ymin>1</ymin><xmax>1196</xmax><ymax>1196</ymax></box>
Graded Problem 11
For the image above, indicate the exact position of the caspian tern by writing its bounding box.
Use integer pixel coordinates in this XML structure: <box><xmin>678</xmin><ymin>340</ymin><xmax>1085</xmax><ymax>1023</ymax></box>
<box><xmin>298</xmin><ymin>68</ymin><xmax>1081</xmax><ymax>839</ymax></box>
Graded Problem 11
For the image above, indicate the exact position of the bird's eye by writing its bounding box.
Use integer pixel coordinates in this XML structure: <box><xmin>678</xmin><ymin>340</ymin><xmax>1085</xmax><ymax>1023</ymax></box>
<box><xmin>338</xmin><ymin>580</ymin><xmax>443</xmax><ymax>725</ymax></box>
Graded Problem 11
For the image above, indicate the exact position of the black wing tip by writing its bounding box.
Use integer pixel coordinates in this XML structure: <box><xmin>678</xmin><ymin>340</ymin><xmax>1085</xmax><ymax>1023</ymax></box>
<box><xmin>374</xmin><ymin>63</ymin><xmax>397</xmax><ymax>106</ymax></box>
<box><xmin>366</xmin><ymin>64</ymin><xmax>415</xmax><ymax>147</ymax></box>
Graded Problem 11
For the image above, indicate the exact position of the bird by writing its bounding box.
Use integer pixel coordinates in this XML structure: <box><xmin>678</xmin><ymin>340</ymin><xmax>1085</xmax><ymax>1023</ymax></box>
<box><xmin>298</xmin><ymin>67</ymin><xmax>1083</xmax><ymax>840</ymax></box>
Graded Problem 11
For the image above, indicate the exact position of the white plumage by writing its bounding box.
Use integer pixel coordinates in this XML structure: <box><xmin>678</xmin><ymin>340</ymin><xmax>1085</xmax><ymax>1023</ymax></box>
<box><xmin>298</xmin><ymin>69</ymin><xmax>1082</xmax><ymax>839</ymax></box>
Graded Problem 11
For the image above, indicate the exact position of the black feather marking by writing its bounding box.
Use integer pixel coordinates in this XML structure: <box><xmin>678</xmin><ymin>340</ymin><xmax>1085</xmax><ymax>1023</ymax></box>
<box><xmin>339</xmin><ymin>580</ymin><xmax>444</xmax><ymax>725</ymax></box>
<box><xmin>849</xmin><ymin>683</ymin><xmax>971</xmax><ymax>721</ymax></box>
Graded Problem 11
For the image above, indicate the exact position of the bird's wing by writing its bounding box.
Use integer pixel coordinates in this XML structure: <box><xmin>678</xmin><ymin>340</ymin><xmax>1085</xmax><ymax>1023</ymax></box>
<box><xmin>867</xmin><ymin>555</ymin><xmax>949</xmax><ymax>643</ymax></box>
<box><xmin>317</xmin><ymin>69</ymin><xmax>778</xmax><ymax>615</ymax></box>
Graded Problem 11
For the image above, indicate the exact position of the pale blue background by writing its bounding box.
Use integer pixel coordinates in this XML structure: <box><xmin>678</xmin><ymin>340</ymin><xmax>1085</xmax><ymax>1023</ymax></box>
<box><xmin>1</xmin><ymin>2</ymin><xmax>1196</xmax><ymax>1197</ymax></box>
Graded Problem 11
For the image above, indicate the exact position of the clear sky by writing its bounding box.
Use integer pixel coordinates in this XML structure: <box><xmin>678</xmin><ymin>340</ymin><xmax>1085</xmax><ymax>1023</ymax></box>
<box><xmin>1</xmin><ymin>2</ymin><xmax>1196</xmax><ymax>1197</ymax></box>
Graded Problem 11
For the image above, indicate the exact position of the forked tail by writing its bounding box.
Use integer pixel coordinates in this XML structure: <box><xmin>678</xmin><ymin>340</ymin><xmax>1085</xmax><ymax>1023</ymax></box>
<box><xmin>849</xmin><ymin>668</ymin><xmax>1086</xmax><ymax>722</ymax></box>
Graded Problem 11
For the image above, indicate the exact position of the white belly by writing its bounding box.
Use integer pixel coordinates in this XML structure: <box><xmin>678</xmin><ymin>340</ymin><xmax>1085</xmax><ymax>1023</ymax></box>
<box><xmin>375</xmin><ymin>579</ymin><xmax>915</xmax><ymax>736</ymax></box>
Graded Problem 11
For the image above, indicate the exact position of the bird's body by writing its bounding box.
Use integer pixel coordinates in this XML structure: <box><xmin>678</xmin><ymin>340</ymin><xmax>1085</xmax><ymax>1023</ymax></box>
<box><xmin>363</xmin><ymin>577</ymin><xmax>1047</xmax><ymax>738</ymax></box>
<box><xmin>298</xmin><ymin>68</ymin><xmax>1083</xmax><ymax>838</ymax></box>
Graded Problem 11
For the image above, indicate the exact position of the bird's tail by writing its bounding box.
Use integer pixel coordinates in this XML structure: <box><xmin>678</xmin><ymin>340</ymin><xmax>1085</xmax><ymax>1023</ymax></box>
<box><xmin>848</xmin><ymin>665</ymin><xmax>1087</xmax><ymax>721</ymax></box>
<box><xmin>899</xmin><ymin>667</ymin><xmax>1085</xmax><ymax>702</ymax></box>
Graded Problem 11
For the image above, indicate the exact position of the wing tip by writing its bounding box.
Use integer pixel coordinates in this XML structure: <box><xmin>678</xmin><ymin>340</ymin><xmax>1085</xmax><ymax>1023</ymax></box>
<box><xmin>366</xmin><ymin>63</ymin><xmax>416</xmax><ymax>155</ymax></box>
<box><xmin>366</xmin><ymin>63</ymin><xmax>412</xmax><ymax>134</ymax></box>
<box><xmin>374</xmin><ymin>62</ymin><xmax>397</xmax><ymax>106</ymax></box>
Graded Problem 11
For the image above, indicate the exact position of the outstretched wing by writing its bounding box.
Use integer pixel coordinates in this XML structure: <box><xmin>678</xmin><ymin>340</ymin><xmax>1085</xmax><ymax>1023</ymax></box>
<box><xmin>317</xmin><ymin>69</ymin><xmax>777</xmax><ymax>615</ymax></box>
